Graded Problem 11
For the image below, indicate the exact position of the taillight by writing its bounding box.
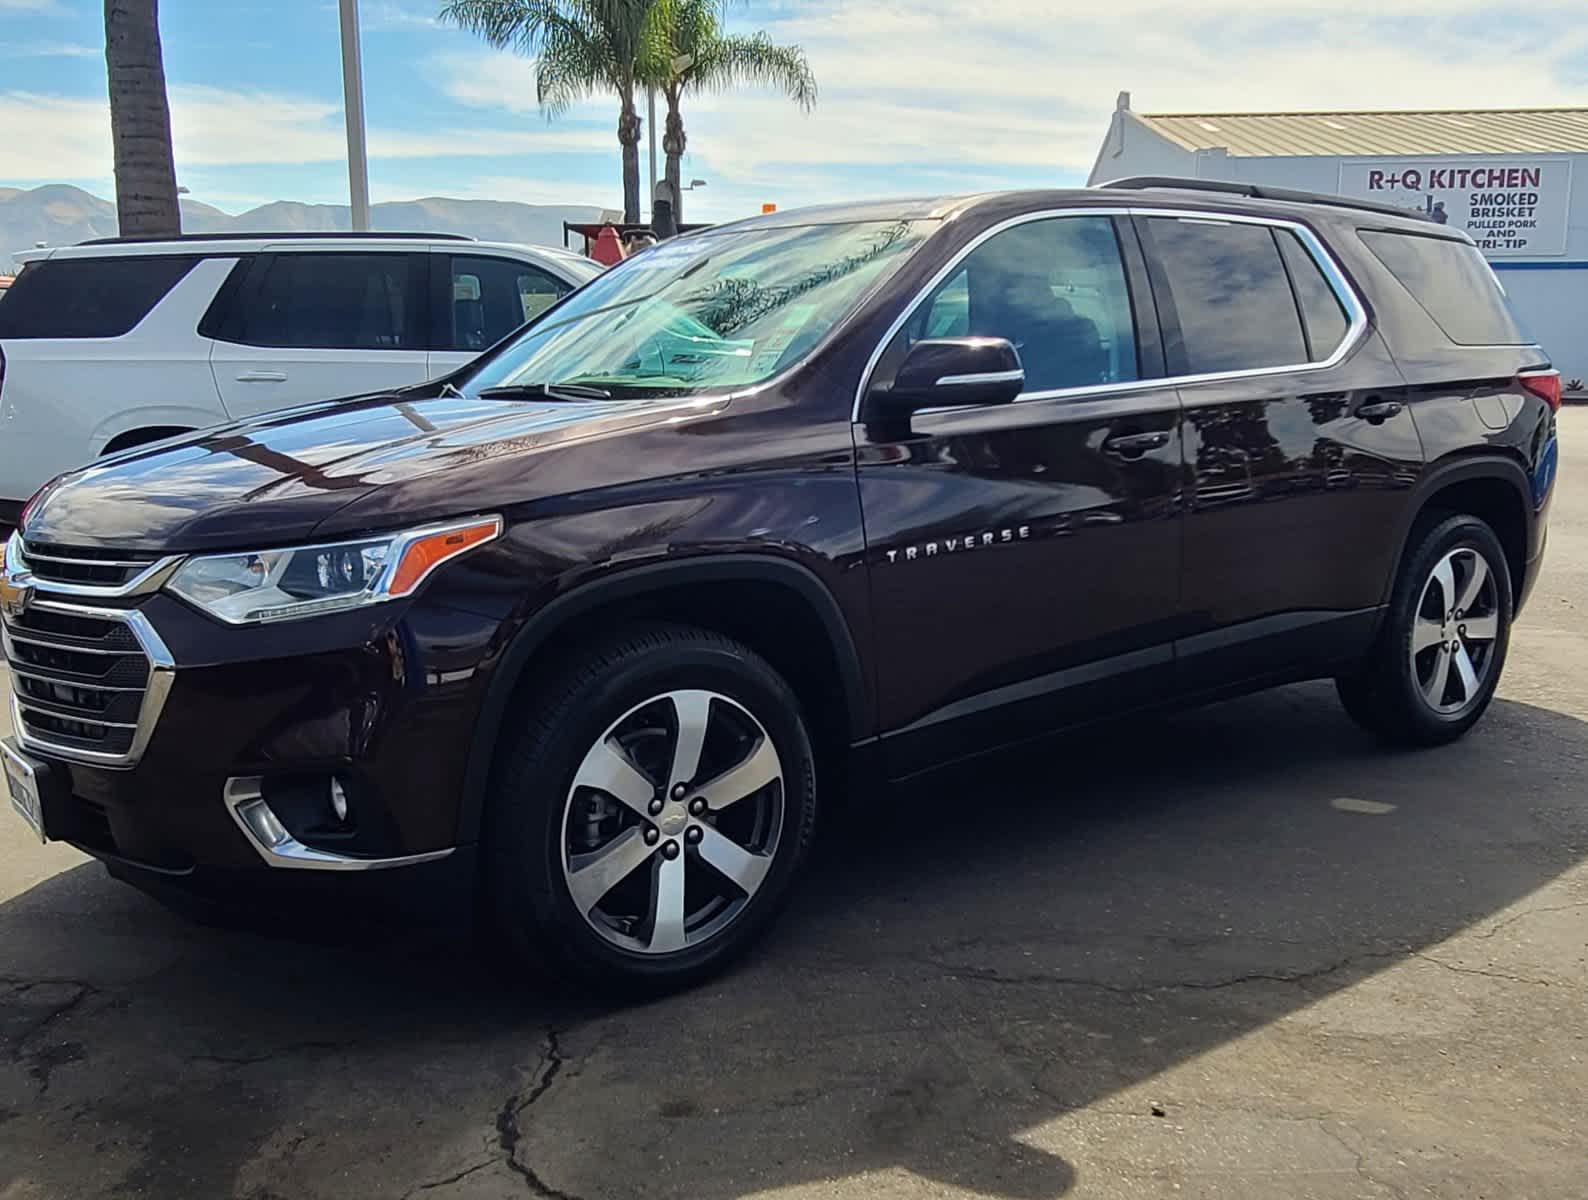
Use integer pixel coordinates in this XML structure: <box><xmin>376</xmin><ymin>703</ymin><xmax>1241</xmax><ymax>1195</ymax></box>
<box><xmin>1519</xmin><ymin>370</ymin><xmax>1561</xmax><ymax>412</ymax></box>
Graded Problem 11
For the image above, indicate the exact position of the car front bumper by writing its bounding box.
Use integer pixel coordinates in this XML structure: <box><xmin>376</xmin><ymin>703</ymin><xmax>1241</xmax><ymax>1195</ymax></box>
<box><xmin>4</xmin><ymin>579</ymin><xmax>505</xmax><ymax>924</ymax></box>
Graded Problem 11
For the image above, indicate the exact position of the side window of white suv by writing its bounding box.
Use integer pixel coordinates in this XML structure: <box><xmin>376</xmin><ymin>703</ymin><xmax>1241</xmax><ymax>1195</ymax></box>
<box><xmin>203</xmin><ymin>252</ymin><xmax>430</xmax><ymax>417</ymax></box>
<box><xmin>204</xmin><ymin>253</ymin><xmax>420</xmax><ymax>350</ymax></box>
<box><xmin>443</xmin><ymin>255</ymin><xmax>570</xmax><ymax>352</ymax></box>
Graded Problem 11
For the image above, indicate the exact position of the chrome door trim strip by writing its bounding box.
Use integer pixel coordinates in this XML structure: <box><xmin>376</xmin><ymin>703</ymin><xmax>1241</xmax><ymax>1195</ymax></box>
<box><xmin>850</xmin><ymin>205</ymin><xmax>1371</xmax><ymax>423</ymax></box>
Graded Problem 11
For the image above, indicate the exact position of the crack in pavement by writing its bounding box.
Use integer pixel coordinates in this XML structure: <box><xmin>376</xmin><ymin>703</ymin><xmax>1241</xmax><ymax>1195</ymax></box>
<box><xmin>494</xmin><ymin>1027</ymin><xmax>580</xmax><ymax>1200</ymax></box>
<box><xmin>7</xmin><ymin>981</ymin><xmax>98</xmax><ymax>1094</ymax></box>
<box><xmin>925</xmin><ymin>950</ymin><xmax>1406</xmax><ymax>994</ymax></box>
<box><xmin>185</xmin><ymin>1040</ymin><xmax>347</xmax><ymax>1068</ymax></box>
<box><xmin>1410</xmin><ymin>952</ymin><xmax>1553</xmax><ymax>987</ymax></box>
<box><xmin>1318</xmin><ymin>1119</ymin><xmax>1409</xmax><ymax>1200</ymax></box>
<box><xmin>1468</xmin><ymin>900</ymin><xmax>1588</xmax><ymax>942</ymax></box>
<box><xmin>402</xmin><ymin>1158</ymin><xmax>497</xmax><ymax>1196</ymax></box>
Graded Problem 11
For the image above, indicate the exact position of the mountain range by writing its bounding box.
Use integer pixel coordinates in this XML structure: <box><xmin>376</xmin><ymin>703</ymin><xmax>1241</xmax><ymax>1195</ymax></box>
<box><xmin>1</xmin><ymin>185</ymin><xmax>617</xmax><ymax>267</ymax></box>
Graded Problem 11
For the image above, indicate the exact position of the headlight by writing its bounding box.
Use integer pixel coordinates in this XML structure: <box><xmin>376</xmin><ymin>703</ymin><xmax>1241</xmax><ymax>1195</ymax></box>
<box><xmin>166</xmin><ymin>516</ymin><xmax>502</xmax><ymax>624</ymax></box>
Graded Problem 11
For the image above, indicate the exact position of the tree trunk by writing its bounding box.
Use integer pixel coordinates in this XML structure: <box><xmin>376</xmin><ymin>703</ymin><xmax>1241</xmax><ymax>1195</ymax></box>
<box><xmin>105</xmin><ymin>0</ymin><xmax>181</xmax><ymax>238</ymax></box>
<box><xmin>663</xmin><ymin>90</ymin><xmax>686</xmax><ymax>223</ymax></box>
<box><xmin>618</xmin><ymin>88</ymin><xmax>642</xmax><ymax>224</ymax></box>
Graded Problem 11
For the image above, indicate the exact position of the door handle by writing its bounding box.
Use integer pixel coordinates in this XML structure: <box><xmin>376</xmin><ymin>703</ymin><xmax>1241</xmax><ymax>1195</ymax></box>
<box><xmin>1103</xmin><ymin>429</ymin><xmax>1171</xmax><ymax>457</ymax></box>
<box><xmin>1356</xmin><ymin>398</ymin><xmax>1403</xmax><ymax>423</ymax></box>
<box><xmin>236</xmin><ymin>371</ymin><xmax>288</xmax><ymax>383</ymax></box>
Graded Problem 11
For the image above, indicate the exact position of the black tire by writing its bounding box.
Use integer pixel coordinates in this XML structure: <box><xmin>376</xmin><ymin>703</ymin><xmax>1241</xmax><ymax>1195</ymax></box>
<box><xmin>483</xmin><ymin>623</ymin><xmax>817</xmax><ymax>995</ymax></box>
<box><xmin>1336</xmin><ymin>514</ymin><xmax>1513</xmax><ymax>745</ymax></box>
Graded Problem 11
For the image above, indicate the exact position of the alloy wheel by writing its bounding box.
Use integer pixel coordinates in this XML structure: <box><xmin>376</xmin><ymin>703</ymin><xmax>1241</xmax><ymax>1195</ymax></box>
<box><xmin>1409</xmin><ymin>546</ymin><xmax>1501</xmax><ymax>715</ymax></box>
<box><xmin>561</xmin><ymin>689</ymin><xmax>785</xmax><ymax>955</ymax></box>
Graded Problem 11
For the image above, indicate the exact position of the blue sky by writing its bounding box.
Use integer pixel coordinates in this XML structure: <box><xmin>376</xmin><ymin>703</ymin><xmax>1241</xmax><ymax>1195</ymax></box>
<box><xmin>3</xmin><ymin>0</ymin><xmax>1587</xmax><ymax>221</ymax></box>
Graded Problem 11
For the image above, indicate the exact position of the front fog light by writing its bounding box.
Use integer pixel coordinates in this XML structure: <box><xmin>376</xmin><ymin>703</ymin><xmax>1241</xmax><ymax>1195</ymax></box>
<box><xmin>329</xmin><ymin>777</ymin><xmax>350</xmax><ymax>823</ymax></box>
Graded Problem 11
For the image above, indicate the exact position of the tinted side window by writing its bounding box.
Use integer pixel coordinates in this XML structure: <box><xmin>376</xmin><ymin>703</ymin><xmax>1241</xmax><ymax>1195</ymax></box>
<box><xmin>892</xmin><ymin>215</ymin><xmax>1139</xmax><ymax>393</ymax></box>
<box><xmin>1276</xmin><ymin>231</ymin><xmax>1350</xmax><ymax>361</ymax></box>
<box><xmin>221</xmin><ymin>253</ymin><xmax>416</xmax><ymax>350</ymax></box>
<box><xmin>1358</xmin><ymin>230</ymin><xmax>1525</xmax><ymax>346</ymax></box>
<box><xmin>0</xmin><ymin>255</ymin><xmax>198</xmax><ymax>339</ymax></box>
<box><xmin>445</xmin><ymin>255</ymin><xmax>568</xmax><ymax>352</ymax></box>
<box><xmin>1146</xmin><ymin>218</ymin><xmax>1307</xmax><ymax>375</ymax></box>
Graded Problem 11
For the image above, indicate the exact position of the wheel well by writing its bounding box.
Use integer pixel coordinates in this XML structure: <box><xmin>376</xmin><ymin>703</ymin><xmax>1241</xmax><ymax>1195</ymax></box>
<box><xmin>1418</xmin><ymin>475</ymin><xmax>1528</xmax><ymax>599</ymax></box>
<box><xmin>517</xmin><ymin>580</ymin><xmax>858</xmax><ymax>763</ymax></box>
<box><xmin>101</xmin><ymin>426</ymin><xmax>193</xmax><ymax>456</ymax></box>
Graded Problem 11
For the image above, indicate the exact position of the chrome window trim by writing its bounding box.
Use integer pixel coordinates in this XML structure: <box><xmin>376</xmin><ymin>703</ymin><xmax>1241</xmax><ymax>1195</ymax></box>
<box><xmin>224</xmin><ymin>777</ymin><xmax>455</xmax><ymax>871</ymax></box>
<box><xmin>4</xmin><ymin>597</ymin><xmax>175</xmax><ymax>769</ymax></box>
<box><xmin>6</xmin><ymin>532</ymin><xmax>185</xmax><ymax>599</ymax></box>
<box><xmin>850</xmin><ymin>205</ymin><xmax>1370</xmax><ymax>423</ymax></box>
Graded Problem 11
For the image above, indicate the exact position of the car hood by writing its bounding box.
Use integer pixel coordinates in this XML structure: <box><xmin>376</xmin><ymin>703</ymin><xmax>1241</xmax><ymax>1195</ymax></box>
<box><xmin>21</xmin><ymin>391</ymin><xmax>713</xmax><ymax>551</ymax></box>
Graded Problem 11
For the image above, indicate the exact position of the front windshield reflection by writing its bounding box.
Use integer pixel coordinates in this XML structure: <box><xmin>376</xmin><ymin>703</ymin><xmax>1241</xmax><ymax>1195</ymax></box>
<box><xmin>463</xmin><ymin>220</ymin><xmax>930</xmax><ymax>399</ymax></box>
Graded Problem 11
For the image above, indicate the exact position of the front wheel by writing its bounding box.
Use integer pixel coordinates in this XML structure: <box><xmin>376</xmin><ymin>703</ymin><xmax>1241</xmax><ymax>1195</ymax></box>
<box><xmin>484</xmin><ymin>624</ymin><xmax>817</xmax><ymax>994</ymax></box>
<box><xmin>1336</xmin><ymin>514</ymin><xmax>1513</xmax><ymax>745</ymax></box>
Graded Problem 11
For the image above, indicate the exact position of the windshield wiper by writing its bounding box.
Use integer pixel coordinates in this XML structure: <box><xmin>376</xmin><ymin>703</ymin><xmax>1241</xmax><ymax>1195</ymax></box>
<box><xmin>477</xmin><ymin>382</ymin><xmax>613</xmax><ymax>401</ymax></box>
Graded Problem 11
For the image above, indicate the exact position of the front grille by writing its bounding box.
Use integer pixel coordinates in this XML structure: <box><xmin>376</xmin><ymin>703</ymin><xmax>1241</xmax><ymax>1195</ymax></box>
<box><xmin>3</xmin><ymin>601</ymin><xmax>164</xmax><ymax>763</ymax></box>
<box><xmin>19</xmin><ymin>541</ymin><xmax>163</xmax><ymax>588</ymax></box>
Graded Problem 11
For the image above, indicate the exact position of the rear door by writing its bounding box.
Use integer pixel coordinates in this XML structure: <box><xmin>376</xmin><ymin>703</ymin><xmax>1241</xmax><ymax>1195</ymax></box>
<box><xmin>425</xmin><ymin>251</ymin><xmax>578</xmax><ymax>379</ymax></box>
<box><xmin>0</xmin><ymin>252</ymin><xmax>230</xmax><ymax>507</ymax></box>
<box><xmin>1133</xmin><ymin>212</ymin><xmax>1423</xmax><ymax>691</ymax></box>
<box><xmin>856</xmin><ymin>211</ymin><xmax>1185</xmax><ymax>773</ymax></box>
<box><xmin>208</xmin><ymin>251</ymin><xmax>429</xmax><ymax>416</ymax></box>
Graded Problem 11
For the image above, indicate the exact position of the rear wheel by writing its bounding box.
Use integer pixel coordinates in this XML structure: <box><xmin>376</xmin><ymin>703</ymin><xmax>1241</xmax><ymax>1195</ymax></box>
<box><xmin>1336</xmin><ymin>514</ymin><xmax>1512</xmax><ymax>745</ymax></box>
<box><xmin>484</xmin><ymin>624</ymin><xmax>817</xmax><ymax>993</ymax></box>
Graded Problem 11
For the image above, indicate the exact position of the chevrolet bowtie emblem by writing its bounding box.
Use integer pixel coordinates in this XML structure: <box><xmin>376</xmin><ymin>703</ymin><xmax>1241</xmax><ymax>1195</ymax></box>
<box><xmin>0</xmin><ymin>571</ymin><xmax>33</xmax><ymax>620</ymax></box>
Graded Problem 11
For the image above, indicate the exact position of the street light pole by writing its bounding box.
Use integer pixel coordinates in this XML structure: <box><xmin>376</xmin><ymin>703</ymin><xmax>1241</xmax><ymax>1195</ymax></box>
<box><xmin>646</xmin><ymin>86</ymin><xmax>658</xmax><ymax>224</ymax></box>
<box><xmin>338</xmin><ymin>0</ymin><xmax>371</xmax><ymax>232</ymax></box>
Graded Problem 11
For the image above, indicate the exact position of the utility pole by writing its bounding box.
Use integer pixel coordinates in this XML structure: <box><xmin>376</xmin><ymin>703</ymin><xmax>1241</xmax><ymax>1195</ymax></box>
<box><xmin>338</xmin><ymin>0</ymin><xmax>371</xmax><ymax>232</ymax></box>
<box><xmin>646</xmin><ymin>86</ymin><xmax>658</xmax><ymax>225</ymax></box>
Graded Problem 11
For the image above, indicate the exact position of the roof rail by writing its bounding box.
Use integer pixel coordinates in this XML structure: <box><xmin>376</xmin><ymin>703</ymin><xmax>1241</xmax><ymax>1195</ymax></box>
<box><xmin>76</xmin><ymin>230</ymin><xmax>477</xmax><ymax>246</ymax></box>
<box><xmin>1097</xmin><ymin>176</ymin><xmax>1431</xmax><ymax>222</ymax></box>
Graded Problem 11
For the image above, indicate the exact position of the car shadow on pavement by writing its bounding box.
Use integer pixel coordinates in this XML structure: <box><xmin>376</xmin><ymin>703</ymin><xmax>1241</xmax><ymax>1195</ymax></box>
<box><xmin>3</xmin><ymin>682</ymin><xmax>1587</xmax><ymax>1199</ymax></box>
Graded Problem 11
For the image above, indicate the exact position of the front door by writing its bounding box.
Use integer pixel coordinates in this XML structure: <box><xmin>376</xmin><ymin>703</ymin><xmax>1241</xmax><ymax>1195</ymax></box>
<box><xmin>855</xmin><ymin>212</ymin><xmax>1185</xmax><ymax>774</ymax></box>
<box><xmin>425</xmin><ymin>251</ymin><xmax>575</xmax><ymax>380</ymax></box>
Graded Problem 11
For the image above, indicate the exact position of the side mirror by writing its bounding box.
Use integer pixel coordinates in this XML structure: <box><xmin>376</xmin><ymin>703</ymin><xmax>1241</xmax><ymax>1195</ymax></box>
<box><xmin>866</xmin><ymin>337</ymin><xmax>1024</xmax><ymax>426</ymax></box>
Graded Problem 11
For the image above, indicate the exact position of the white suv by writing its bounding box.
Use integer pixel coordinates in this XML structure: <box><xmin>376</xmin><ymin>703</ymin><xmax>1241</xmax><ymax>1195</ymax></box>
<box><xmin>0</xmin><ymin>233</ymin><xmax>601</xmax><ymax>523</ymax></box>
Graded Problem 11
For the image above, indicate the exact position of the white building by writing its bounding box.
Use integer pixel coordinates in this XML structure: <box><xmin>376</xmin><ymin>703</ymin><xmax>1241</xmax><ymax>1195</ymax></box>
<box><xmin>1089</xmin><ymin>97</ymin><xmax>1588</xmax><ymax>385</ymax></box>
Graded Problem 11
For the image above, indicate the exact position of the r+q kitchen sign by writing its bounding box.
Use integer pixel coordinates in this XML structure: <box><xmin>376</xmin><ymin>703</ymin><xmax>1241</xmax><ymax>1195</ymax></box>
<box><xmin>1338</xmin><ymin>157</ymin><xmax>1572</xmax><ymax>257</ymax></box>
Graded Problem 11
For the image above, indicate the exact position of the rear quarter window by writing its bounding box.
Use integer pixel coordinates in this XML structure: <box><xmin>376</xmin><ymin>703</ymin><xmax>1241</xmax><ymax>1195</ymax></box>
<box><xmin>0</xmin><ymin>255</ymin><xmax>199</xmax><ymax>339</ymax></box>
<box><xmin>1358</xmin><ymin>229</ymin><xmax>1526</xmax><ymax>346</ymax></box>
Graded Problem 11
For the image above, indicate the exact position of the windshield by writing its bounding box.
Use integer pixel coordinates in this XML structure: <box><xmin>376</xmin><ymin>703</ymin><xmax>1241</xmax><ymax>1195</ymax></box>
<box><xmin>462</xmin><ymin>219</ymin><xmax>931</xmax><ymax>398</ymax></box>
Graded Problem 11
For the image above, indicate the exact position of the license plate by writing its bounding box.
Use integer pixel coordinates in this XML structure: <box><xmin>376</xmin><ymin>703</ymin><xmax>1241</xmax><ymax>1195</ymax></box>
<box><xmin>2</xmin><ymin>739</ymin><xmax>46</xmax><ymax>844</ymax></box>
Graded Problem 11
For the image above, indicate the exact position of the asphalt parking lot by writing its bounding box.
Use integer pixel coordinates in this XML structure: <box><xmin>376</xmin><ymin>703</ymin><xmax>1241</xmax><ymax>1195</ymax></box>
<box><xmin>3</xmin><ymin>412</ymin><xmax>1586</xmax><ymax>1200</ymax></box>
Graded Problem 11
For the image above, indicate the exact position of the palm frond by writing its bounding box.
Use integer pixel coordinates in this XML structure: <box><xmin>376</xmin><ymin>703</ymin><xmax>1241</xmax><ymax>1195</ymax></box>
<box><xmin>438</xmin><ymin>0</ymin><xmax>565</xmax><ymax>53</ymax></box>
<box><xmin>691</xmin><ymin>32</ymin><xmax>816</xmax><ymax>109</ymax></box>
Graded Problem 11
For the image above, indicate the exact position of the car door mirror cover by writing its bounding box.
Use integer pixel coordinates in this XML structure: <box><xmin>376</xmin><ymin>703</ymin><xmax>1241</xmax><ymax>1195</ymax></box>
<box><xmin>867</xmin><ymin>337</ymin><xmax>1024</xmax><ymax>425</ymax></box>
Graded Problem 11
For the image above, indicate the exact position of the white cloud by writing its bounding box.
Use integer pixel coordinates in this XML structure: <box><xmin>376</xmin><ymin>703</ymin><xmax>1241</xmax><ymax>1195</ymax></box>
<box><xmin>433</xmin><ymin>50</ymin><xmax>549</xmax><ymax>116</ymax></box>
<box><xmin>0</xmin><ymin>84</ymin><xmax>613</xmax><ymax>185</ymax></box>
<box><xmin>651</xmin><ymin>0</ymin><xmax>1588</xmax><ymax>208</ymax></box>
<box><xmin>359</xmin><ymin>1</ymin><xmax>442</xmax><ymax>32</ymax></box>
<box><xmin>419</xmin><ymin>0</ymin><xmax>1588</xmax><ymax>216</ymax></box>
<box><xmin>1</xmin><ymin>42</ymin><xmax>99</xmax><ymax>58</ymax></box>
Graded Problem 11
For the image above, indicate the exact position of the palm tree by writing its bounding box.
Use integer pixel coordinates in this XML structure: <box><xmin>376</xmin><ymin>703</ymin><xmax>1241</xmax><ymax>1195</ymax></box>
<box><xmin>647</xmin><ymin>0</ymin><xmax>815</xmax><ymax>221</ymax></box>
<box><xmin>441</xmin><ymin>0</ymin><xmax>663</xmax><ymax>223</ymax></box>
<box><xmin>104</xmin><ymin>0</ymin><xmax>181</xmax><ymax>237</ymax></box>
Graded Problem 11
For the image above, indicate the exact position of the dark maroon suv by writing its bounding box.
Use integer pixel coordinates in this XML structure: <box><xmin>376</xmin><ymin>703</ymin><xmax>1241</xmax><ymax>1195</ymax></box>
<box><xmin>1</xmin><ymin>179</ymin><xmax>1560</xmax><ymax>991</ymax></box>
